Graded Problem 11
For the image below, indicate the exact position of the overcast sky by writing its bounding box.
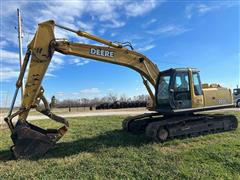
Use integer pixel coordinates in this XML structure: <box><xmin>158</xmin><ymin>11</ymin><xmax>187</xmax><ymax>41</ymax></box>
<box><xmin>0</xmin><ymin>0</ymin><xmax>239</xmax><ymax>106</ymax></box>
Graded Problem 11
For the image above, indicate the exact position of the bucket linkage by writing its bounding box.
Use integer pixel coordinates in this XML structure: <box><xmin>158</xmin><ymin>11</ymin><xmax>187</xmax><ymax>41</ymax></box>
<box><xmin>4</xmin><ymin>88</ymin><xmax>68</xmax><ymax>159</ymax></box>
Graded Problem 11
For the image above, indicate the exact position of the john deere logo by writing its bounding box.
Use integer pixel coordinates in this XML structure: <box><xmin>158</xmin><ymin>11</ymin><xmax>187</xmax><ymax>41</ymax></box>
<box><xmin>89</xmin><ymin>48</ymin><xmax>114</xmax><ymax>58</ymax></box>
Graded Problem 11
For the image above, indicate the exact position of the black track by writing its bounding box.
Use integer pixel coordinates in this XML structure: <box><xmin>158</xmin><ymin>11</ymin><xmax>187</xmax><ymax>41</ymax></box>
<box><xmin>122</xmin><ymin>113</ymin><xmax>238</xmax><ymax>142</ymax></box>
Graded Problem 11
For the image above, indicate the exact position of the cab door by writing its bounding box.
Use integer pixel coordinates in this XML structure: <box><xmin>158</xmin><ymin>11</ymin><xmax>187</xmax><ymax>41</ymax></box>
<box><xmin>156</xmin><ymin>73</ymin><xmax>172</xmax><ymax>110</ymax></box>
<box><xmin>189</xmin><ymin>70</ymin><xmax>204</xmax><ymax>108</ymax></box>
<box><xmin>172</xmin><ymin>71</ymin><xmax>192</xmax><ymax>109</ymax></box>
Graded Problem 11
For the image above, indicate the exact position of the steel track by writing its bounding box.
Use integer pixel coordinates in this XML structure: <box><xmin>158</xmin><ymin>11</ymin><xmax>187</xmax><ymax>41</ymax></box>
<box><xmin>122</xmin><ymin>113</ymin><xmax>238</xmax><ymax>141</ymax></box>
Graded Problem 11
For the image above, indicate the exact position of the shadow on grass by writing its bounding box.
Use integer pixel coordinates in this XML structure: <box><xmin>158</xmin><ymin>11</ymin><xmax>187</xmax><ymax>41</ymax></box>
<box><xmin>0</xmin><ymin>150</ymin><xmax>13</xmax><ymax>161</ymax></box>
<box><xmin>45</xmin><ymin>129</ymin><xmax>151</xmax><ymax>159</ymax></box>
<box><xmin>0</xmin><ymin>129</ymin><xmax>151</xmax><ymax>161</ymax></box>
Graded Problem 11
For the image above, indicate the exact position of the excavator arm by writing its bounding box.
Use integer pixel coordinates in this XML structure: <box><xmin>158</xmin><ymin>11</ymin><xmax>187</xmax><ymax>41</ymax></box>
<box><xmin>5</xmin><ymin>20</ymin><xmax>160</xmax><ymax>159</ymax></box>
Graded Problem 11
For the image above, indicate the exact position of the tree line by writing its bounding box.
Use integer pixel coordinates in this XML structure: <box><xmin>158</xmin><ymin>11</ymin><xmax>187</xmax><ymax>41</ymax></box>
<box><xmin>50</xmin><ymin>93</ymin><xmax>150</xmax><ymax>109</ymax></box>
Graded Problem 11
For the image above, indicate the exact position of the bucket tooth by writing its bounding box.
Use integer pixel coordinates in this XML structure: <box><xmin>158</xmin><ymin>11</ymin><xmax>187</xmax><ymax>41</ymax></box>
<box><xmin>10</xmin><ymin>121</ymin><xmax>67</xmax><ymax>159</ymax></box>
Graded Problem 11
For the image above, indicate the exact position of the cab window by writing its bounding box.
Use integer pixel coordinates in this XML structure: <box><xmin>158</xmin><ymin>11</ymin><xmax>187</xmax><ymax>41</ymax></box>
<box><xmin>193</xmin><ymin>73</ymin><xmax>203</xmax><ymax>95</ymax></box>
<box><xmin>174</xmin><ymin>73</ymin><xmax>190</xmax><ymax>92</ymax></box>
<box><xmin>157</xmin><ymin>75</ymin><xmax>170</xmax><ymax>101</ymax></box>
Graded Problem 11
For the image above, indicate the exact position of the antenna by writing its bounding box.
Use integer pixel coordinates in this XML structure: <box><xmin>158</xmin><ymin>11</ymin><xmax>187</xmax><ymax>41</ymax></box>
<box><xmin>17</xmin><ymin>8</ymin><xmax>24</xmax><ymax>100</ymax></box>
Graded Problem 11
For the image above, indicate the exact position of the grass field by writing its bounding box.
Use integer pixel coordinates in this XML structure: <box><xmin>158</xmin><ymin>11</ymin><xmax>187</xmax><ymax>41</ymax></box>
<box><xmin>0</xmin><ymin>112</ymin><xmax>239</xmax><ymax>179</ymax></box>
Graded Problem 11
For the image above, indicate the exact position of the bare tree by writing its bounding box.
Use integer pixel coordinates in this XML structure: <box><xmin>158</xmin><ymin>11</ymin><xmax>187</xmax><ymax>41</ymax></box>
<box><xmin>106</xmin><ymin>92</ymin><xmax>118</xmax><ymax>102</ymax></box>
<box><xmin>119</xmin><ymin>94</ymin><xmax>127</xmax><ymax>101</ymax></box>
<box><xmin>53</xmin><ymin>93</ymin><xmax>150</xmax><ymax>109</ymax></box>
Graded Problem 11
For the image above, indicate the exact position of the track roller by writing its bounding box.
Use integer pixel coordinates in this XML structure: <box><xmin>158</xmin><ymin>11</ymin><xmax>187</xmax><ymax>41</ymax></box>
<box><xmin>157</xmin><ymin>128</ymin><xmax>169</xmax><ymax>142</ymax></box>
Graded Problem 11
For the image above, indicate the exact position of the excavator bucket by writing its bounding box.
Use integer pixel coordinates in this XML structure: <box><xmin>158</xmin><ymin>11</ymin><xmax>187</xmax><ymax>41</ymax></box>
<box><xmin>10</xmin><ymin>121</ymin><xmax>67</xmax><ymax>159</ymax></box>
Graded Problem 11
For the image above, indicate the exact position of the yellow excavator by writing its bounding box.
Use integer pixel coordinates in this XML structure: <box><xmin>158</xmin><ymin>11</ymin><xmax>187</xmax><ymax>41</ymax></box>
<box><xmin>4</xmin><ymin>20</ymin><xmax>237</xmax><ymax>159</ymax></box>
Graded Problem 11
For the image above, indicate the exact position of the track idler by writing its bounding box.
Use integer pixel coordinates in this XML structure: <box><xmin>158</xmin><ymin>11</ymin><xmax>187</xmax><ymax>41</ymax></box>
<box><xmin>10</xmin><ymin>121</ymin><xmax>68</xmax><ymax>159</ymax></box>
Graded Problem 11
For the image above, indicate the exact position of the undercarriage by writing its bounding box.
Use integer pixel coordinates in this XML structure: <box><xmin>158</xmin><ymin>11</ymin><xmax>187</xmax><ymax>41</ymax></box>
<box><xmin>122</xmin><ymin>112</ymin><xmax>238</xmax><ymax>142</ymax></box>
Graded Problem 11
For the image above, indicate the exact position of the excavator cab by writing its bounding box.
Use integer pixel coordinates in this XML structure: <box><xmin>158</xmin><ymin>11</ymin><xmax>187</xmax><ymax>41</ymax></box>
<box><xmin>156</xmin><ymin>68</ymin><xmax>204</xmax><ymax>112</ymax></box>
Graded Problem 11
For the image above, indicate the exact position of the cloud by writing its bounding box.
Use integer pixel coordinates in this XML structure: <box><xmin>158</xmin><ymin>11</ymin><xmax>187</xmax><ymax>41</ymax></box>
<box><xmin>0</xmin><ymin>41</ymin><xmax>8</xmax><ymax>49</ymax></box>
<box><xmin>1</xmin><ymin>0</ymin><xmax>162</xmax><ymax>46</ymax></box>
<box><xmin>71</xmin><ymin>58</ymin><xmax>90</xmax><ymax>66</ymax></box>
<box><xmin>35</xmin><ymin>1</ymin><xmax>126</xmax><ymax>30</ymax></box>
<box><xmin>137</xmin><ymin>44</ymin><xmax>155</xmax><ymax>52</ymax></box>
<box><xmin>80</xmin><ymin>88</ymin><xmax>101</xmax><ymax>95</ymax></box>
<box><xmin>197</xmin><ymin>4</ymin><xmax>213</xmax><ymax>14</ymax></box>
<box><xmin>98</xmin><ymin>28</ymin><xmax>106</xmax><ymax>35</ymax></box>
<box><xmin>52</xmin><ymin>54</ymin><xmax>64</xmax><ymax>65</ymax></box>
<box><xmin>0</xmin><ymin>49</ymin><xmax>21</xmax><ymax>81</ymax></box>
<box><xmin>45</xmin><ymin>73</ymin><xmax>56</xmax><ymax>77</ymax></box>
<box><xmin>142</xmin><ymin>18</ymin><xmax>157</xmax><ymax>28</ymax></box>
<box><xmin>55</xmin><ymin>88</ymin><xmax>102</xmax><ymax>100</ymax></box>
<box><xmin>185</xmin><ymin>4</ymin><xmax>194</xmax><ymax>19</ymax></box>
<box><xmin>148</xmin><ymin>25</ymin><xmax>191</xmax><ymax>36</ymax></box>
<box><xmin>49</xmin><ymin>58</ymin><xmax>63</xmax><ymax>69</ymax></box>
<box><xmin>77</xmin><ymin>21</ymin><xmax>95</xmax><ymax>32</ymax></box>
<box><xmin>0</xmin><ymin>49</ymin><xmax>64</xmax><ymax>81</ymax></box>
<box><xmin>0</xmin><ymin>1</ymin><xmax>28</xmax><ymax>17</ymax></box>
<box><xmin>46</xmin><ymin>53</ymin><xmax>65</xmax><ymax>77</ymax></box>
<box><xmin>185</xmin><ymin>4</ymin><xmax>213</xmax><ymax>19</ymax></box>
<box><xmin>110</xmin><ymin>32</ymin><xmax>117</xmax><ymax>37</ymax></box>
<box><xmin>125</xmin><ymin>0</ymin><xmax>160</xmax><ymax>17</ymax></box>
<box><xmin>0</xmin><ymin>67</ymin><xmax>19</xmax><ymax>81</ymax></box>
<box><xmin>102</xmin><ymin>20</ymin><xmax>125</xmax><ymax>28</ymax></box>
<box><xmin>1</xmin><ymin>49</ymin><xmax>19</xmax><ymax>64</ymax></box>
<box><xmin>185</xmin><ymin>2</ymin><xmax>238</xmax><ymax>19</ymax></box>
<box><xmin>35</xmin><ymin>1</ymin><xmax>86</xmax><ymax>24</ymax></box>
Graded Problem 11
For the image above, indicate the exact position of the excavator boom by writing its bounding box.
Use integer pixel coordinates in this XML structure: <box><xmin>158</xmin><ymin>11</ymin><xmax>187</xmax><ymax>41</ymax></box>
<box><xmin>4</xmin><ymin>20</ymin><xmax>160</xmax><ymax>159</ymax></box>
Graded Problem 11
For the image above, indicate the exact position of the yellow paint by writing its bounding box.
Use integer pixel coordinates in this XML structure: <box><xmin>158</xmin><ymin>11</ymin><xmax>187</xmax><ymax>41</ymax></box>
<box><xmin>203</xmin><ymin>87</ymin><xmax>232</xmax><ymax>106</ymax></box>
<box><xmin>189</xmin><ymin>69</ymin><xmax>204</xmax><ymax>108</ymax></box>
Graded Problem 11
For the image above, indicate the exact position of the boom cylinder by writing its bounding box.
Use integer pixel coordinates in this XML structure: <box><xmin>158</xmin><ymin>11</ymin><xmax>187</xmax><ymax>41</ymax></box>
<box><xmin>55</xmin><ymin>23</ymin><xmax>122</xmax><ymax>48</ymax></box>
